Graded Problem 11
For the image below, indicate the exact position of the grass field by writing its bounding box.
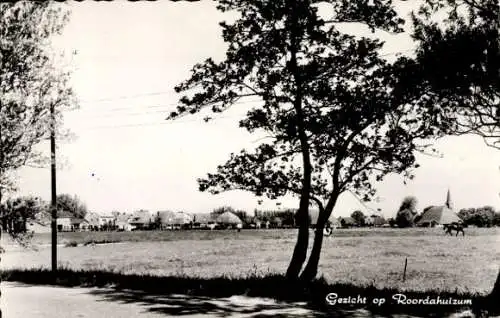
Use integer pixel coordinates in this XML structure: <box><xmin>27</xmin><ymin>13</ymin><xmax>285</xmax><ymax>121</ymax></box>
<box><xmin>2</xmin><ymin>227</ymin><xmax>499</xmax><ymax>295</ymax></box>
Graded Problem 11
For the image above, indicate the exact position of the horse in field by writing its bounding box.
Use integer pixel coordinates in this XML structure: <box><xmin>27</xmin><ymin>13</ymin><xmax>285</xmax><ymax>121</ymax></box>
<box><xmin>443</xmin><ymin>222</ymin><xmax>465</xmax><ymax>236</ymax></box>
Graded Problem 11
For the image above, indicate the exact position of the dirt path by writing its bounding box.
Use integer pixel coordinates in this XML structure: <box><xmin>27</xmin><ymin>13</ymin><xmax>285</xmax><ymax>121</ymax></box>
<box><xmin>1</xmin><ymin>282</ymin><xmax>323</xmax><ymax>318</ymax></box>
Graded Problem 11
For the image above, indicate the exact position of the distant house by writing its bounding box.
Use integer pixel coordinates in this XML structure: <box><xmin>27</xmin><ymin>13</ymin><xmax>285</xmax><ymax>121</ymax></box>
<box><xmin>115</xmin><ymin>213</ymin><xmax>133</xmax><ymax>231</ymax></box>
<box><xmin>77</xmin><ymin>219</ymin><xmax>90</xmax><ymax>231</ymax></box>
<box><xmin>173</xmin><ymin>211</ymin><xmax>193</xmax><ymax>229</ymax></box>
<box><xmin>128</xmin><ymin>210</ymin><xmax>152</xmax><ymax>230</ymax></box>
<box><xmin>339</xmin><ymin>217</ymin><xmax>355</xmax><ymax>228</ymax></box>
<box><xmin>417</xmin><ymin>206</ymin><xmax>461</xmax><ymax>227</ymax></box>
<box><xmin>157</xmin><ymin>211</ymin><xmax>193</xmax><ymax>230</ymax></box>
<box><xmin>270</xmin><ymin>217</ymin><xmax>283</xmax><ymax>228</ymax></box>
<box><xmin>216</xmin><ymin>211</ymin><xmax>243</xmax><ymax>229</ymax></box>
<box><xmin>27</xmin><ymin>221</ymin><xmax>51</xmax><ymax>234</ymax></box>
<box><xmin>192</xmin><ymin>213</ymin><xmax>217</xmax><ymax>230</ymax></box>
<box><xmin>364</xmin><ymin>216</ymin><xmax>375</xmax><ymax>227</ymax></box>
<box><xmin>85</xmin><ymin>212</ymin><xmax>101</xmax><ymax>231</ymax></box>
<box><xmin>98</xmin><ymin>215</ymin><xmax>116</xmax><ymax>230</ymax></box>
<box><xmin>306</xmin><ymin>209</ymin><xmax>340</xmax><ymax>228</ymax></box>
<box><xmin>56</xmin><ymin>211</ymin><xmax>85</xmax><ymax>232</ymax></box>
<box><xmin>370</xmin><ymin>215</ymin><xmax>387</xmax><ymax>227</ymax></box>
<box><xmin>416</xmin><ymin>190</ymin><xmax>461</xmax><ymax>227</ymax></box>
<box><xmin>329</xmin><ymin>217</ymin><xmax>341</xmax><ymax>229</ymax></box>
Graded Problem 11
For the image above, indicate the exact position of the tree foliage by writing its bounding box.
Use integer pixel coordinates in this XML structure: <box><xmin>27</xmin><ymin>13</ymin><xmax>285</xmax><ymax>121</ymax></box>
<box><xmin>398</xmin><ymin>196</ymin><xmax>418</xmax><ymax>213</ymax></box>
<box><xmin>458</xmin><ymin>206</ymin><xmax>497</xmax><ymax>227</ymax></box>
<box><xmin>56</xmin><ymin>194</ymin><xmax>88</xmax><ymax>219</ymax></box>
<box><xmin>0</xmin><ymin>2</ymin><xmax>76</xmax><ymax>197</ymax></box>
<box><xmin>403</xmin><ymin>0</ymin><xmax>499</xmax><ymax>148</ymax></box>
<box><xmin>350</xmin><ymin>210</ymin><xmax>365</xmax><ymax>226</ymax></box>
<box><xmin>0</xmin><ymin>195</ymin><xmax>45</xmax><ymax>232</ymax></box>
<box><xmin>395</xmin><ymin>196</ymin><xmax>418</xmax><ymax>228</ymax></box>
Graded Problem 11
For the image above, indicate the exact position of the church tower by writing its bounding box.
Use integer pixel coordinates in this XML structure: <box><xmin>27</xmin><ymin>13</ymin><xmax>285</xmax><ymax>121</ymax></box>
<box><xmin>445</xmin><ymin>189</ymin><xmax>453</xmax><ymax>210</ymax></box>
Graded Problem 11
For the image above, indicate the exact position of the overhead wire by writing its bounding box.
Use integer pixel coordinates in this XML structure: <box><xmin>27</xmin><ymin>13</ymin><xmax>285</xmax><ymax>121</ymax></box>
<box><xmin>64</xmin><ymin>48</ymin><xmax>415</xmax><ymax>130</ymax></box>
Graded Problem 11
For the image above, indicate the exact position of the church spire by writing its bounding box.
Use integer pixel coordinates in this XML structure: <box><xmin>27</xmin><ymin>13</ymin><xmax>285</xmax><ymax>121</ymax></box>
<box><xmin>445</xmin><ymin>189</ymin><xmax>453</xmax><ymax>210</ymax></box>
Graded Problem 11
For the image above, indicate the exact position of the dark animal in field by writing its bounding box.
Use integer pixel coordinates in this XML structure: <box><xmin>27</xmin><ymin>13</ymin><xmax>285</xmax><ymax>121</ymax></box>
<box><xmin>443</xmin><ymin>222</ymin><xmax>465</xmax><ymax>236</ymax></box>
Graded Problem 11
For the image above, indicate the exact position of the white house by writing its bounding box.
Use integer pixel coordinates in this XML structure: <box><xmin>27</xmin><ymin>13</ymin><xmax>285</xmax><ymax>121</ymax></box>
<box><xmin>98</xmin><ymin>215</ymin><xmax>116</xmax><ymax>230</ymax></box>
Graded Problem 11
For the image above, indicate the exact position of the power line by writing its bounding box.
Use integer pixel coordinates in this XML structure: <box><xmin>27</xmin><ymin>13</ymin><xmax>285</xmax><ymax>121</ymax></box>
<box><xmin>75</xmin><ymin>104</ymin><xmax>177</xmax><ymax>113</ymax></box>
<box><xmin>78</xmin><ymin>115</ymin><xmax>245</xmax><ymax>130</ymax></box>
<box><xmin>76</xmin><ymin>109</ymin><xmax>172</xmax><ymax>119</ymax></box>
<box><xmin>79</xmin><ymin>91</ymin><xmax>174</xmax><ymax>103</ymax></box>
<box><xmin>73</xmin><ymin>50</ymin><xmax>413</xmax><ymax>106</ymax></box>
<box><xmin>70</xmin><ymin>99</ymin><xmax>263</xmax><ymax>116</ymax></box>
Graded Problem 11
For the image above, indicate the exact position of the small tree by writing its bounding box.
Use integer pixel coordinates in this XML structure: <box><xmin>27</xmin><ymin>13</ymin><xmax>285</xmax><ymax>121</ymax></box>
<box><xmin>395</xmin><ymin>196</ymin><xmax>418</xmax><ymax>227</ymax></box>
<box><xmin>0</xmin><ymin>196</ymin><xmax>45</xmax><ymax>234</ymax></box>
<box><xmin>387</xmin><ymin>217</ymin><xmax>397</xmax><ymax>228</ymax></box>
<box><xmin>493</xmin><ymin>212</ymin><xmax>500</xmax><ymax>227</ymax></box>
<box><xmin>351</xmin><ymin>210</ymin><xmax>365</xmax><ymax>227</ymax></box>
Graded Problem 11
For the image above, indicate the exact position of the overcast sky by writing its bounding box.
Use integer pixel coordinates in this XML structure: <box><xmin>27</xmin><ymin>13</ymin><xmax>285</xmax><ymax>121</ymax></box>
<box><xmin>15</xmin><ymin>1</ymin><xmax>500</xmax><ymax>217</ymax></box>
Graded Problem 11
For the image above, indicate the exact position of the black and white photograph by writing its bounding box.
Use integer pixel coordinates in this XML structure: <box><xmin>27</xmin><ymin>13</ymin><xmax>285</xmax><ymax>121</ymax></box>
<box><xmin>1</xmin><ymin>0</ymin><xmax>499</xmax><ymax>317</ymax></box>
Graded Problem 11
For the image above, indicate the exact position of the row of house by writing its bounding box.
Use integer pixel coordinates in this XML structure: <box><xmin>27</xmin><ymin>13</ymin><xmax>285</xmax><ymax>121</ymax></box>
<box><xmin>42</xmin><ymin>210</ymin><xmax>247</xmax><ymax>232</ymax></box>
<box><xmin>29</xmin><ymin>208</ymin><xmax>391</xmax><ymax>233</ymax></box>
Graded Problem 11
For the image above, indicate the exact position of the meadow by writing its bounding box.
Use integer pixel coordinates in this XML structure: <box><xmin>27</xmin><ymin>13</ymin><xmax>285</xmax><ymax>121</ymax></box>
<box><xmin>2</xmin><ymin>227</ymin><xmax>499</xmax><ymax>295</ymax></box>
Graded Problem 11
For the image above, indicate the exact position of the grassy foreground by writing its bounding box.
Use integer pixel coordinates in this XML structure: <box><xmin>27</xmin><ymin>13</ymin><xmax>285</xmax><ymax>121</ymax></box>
<box><xmin>3</xmin><ymin>228</ymin><xmax>498</xmax><ymax>293</ymax></box>
<box><xmin>0</xmin><ymin>267</ymin><xmax>497</xmax><ymax>317</ymax></box>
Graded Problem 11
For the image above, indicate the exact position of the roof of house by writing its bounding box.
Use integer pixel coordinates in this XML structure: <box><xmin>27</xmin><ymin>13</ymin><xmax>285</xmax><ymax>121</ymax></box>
<box><xmin>416</xmin><ymin>206</ymin><xmax>461</xmax><ymax>225</ymax></box>
<box><xmin>216</xmin><ymin>211</ymin><xmax>243</xmax><ymax>224</ymax></box>
<box><xmin>193</xmin><ymin>213</ymin><xmax>216</xmax><ymax>223</ymax></box>
<box><xmin>99</xmin><ymin>215</ymin><xmax>116</xmax><ymax>219</ymax></box>
<box><xmin>307</xmin><ymin>209</ymin><xmax>340</xmax><ymax>225</ymax></box>
<box><xmin>116</xmin><ymin>213</ymin><xmax>132</xmax><ymax>223</ymax></box>
<box><xmin>57</xmin><ymin>210</ymin><xmax>75</xmax><ymax>219</ymax></box>
<box><xmin>84</xmin><ymin>212</ymin><xmax>101</xmax><ymax>226</ymax></box>
<box><xmin>156</xmin><ymin>211</ymin><xmax>193</xmax><ymax>224</ymax></box>
<box><xmin>372</xmin><ymin>215</ymin><xmax>387</xmax><ymax>226</ymax></box>
<box><xmin>129</xmin><ymin>210</ymin><xmax>152</xmax><ymax>224</ymax></box>
<box><xmin>339</xmin><ymin>217</ymin><xmax>355</xmax><ymax>225</ymax></box>
<box><xmin>329</xmin><ymin>217</ymin><xmax>341</xmax><ymax>226</ymax></box>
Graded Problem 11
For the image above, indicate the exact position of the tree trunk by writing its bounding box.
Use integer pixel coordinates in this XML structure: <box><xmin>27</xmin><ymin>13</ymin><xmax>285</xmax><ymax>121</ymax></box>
<box><xmin>285</xmin><ymin>4</ymin><xmax>312</xmax><ymax>281</ymax></box>
<box><xmin>488</xmin><ymin>267</ymin><xmax>500</xmax><ymax>312</ymax></box>
<box><xmin>285</xmin><ymin>226</ymin><xmax>309</xmax><ymax>279</ymax></box>
<box><xmin>300</xmin><ymin>193</ymin><xmax>339</xmax><ymax>281</ymax></box>
<box><xmin>299</xmin><ymin>227</ymin><xmax>324</xmax><ymax>281</ymax></box>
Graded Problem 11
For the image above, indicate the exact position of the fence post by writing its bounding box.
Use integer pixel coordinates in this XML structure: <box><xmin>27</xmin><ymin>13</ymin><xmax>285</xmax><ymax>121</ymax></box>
<box><xmin>403</xmin><ymin>257</ymin><xmax>408</xmax><ymax>282</ymax></box>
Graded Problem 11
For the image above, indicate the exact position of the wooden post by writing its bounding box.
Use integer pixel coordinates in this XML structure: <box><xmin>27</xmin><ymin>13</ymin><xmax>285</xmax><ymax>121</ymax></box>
<box><xmin>50</xmin><ymin>102</ymin><xmax>57</xmax><ymax>273</ymax></box>
<box><xmin>403</xmin><ymin>257</ymin><xmax>408</xmax><ymax>282</ymax></box>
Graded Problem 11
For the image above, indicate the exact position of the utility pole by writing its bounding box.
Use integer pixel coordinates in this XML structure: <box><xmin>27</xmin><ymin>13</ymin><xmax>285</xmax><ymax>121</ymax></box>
<box><xmin>50</xmin><ymin>102</ymin><xmax>57</xmax><ymax>272</ymax></box>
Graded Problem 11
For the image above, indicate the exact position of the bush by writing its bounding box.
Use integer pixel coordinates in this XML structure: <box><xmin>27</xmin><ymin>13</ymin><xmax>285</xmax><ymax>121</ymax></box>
<box><xmin>65</xmin><ymin>241</ymin><xmax>78</xmax><ymax>247</ymax></box>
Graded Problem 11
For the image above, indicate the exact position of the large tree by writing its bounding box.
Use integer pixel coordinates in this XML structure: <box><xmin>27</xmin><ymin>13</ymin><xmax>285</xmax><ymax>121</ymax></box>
<box><xmin>0</xmin><ymin>2</ymin><xmax>76</xmax><ymax>202</ymax></box>
<box><xmin>168</xmin><ymin>0</ymin><xmax>446</xmax><ymax>281</ymax></box>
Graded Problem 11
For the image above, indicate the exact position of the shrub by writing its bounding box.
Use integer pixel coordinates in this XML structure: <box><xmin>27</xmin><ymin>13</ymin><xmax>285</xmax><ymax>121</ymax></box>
<box><xmin>65</xmin><ymin>241</ymin><xmax>78</xmax><ymax>247</ymax></box>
